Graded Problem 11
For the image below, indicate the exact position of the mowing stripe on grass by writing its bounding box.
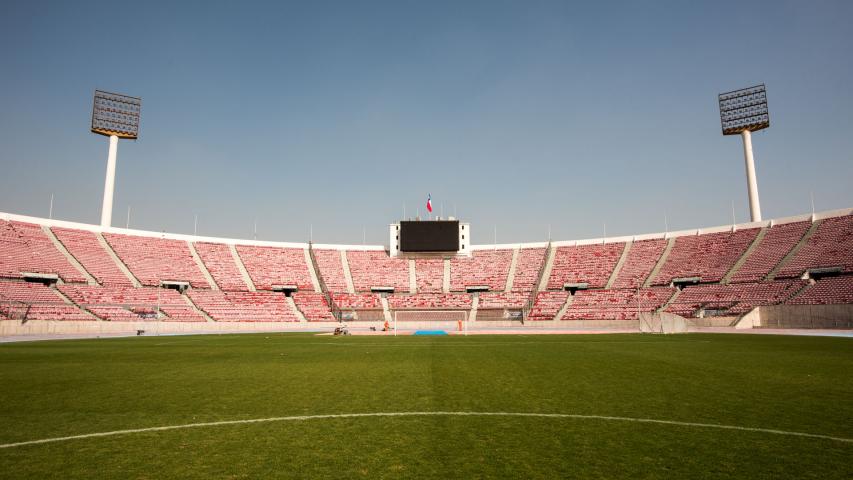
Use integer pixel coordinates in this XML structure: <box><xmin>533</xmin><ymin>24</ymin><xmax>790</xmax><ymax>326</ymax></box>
<box><xmin>1</xmin><ymin>412</ymin><xmax>851</xmax><ymax>449</ymax></box>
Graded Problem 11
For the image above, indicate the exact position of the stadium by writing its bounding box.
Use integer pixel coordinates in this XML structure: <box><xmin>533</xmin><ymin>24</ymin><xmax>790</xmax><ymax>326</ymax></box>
<box><xmin>1</xmin><ymin>2</ymin><xmax>852</xmax><ymax>479</ymax></box>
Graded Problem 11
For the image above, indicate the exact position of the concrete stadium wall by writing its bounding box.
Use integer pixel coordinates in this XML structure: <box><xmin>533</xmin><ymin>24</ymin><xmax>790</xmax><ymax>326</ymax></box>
<box><xmin>736</xmin><ymin>305</ymin><xmax>853</xmax><ymax>329</ymax></box>
<box><xmin>0</xmin><ymin>320</ymin><xmax>341</xmax><ymax>336</ymax></box>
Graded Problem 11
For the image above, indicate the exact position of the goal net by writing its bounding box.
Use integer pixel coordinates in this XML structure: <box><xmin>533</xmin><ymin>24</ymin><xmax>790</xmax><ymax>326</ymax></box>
<box><xmin>639</xmin><ymin>312</ymin><xmax>689</xmax><ymax>334</ymax></box>
<box><xmin>392</xmin><ymin>310</ymin><xmax>468</xmax><ymax>334</ymax></box>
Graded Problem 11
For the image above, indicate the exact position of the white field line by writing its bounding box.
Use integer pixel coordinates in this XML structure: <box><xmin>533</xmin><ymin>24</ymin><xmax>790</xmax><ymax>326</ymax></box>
<box><xmin>298</xmin><ymin>340</ymin><xmax>712</xmax><ymax>347</ymax></box>
<box><xmin>1</xmin><ymin>411</ymin><xmax>850</xmax><ymax>449</ymax></box>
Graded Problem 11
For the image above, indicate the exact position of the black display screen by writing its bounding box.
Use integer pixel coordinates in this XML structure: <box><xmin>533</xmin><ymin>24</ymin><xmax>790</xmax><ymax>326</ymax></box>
<box><xmin>400</xmin><ymin>221</ymin><xmax>459</xmax><ymax>252</ymax></box>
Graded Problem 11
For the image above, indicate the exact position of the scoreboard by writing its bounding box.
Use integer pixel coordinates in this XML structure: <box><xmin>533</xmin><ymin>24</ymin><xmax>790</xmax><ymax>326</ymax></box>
<box><xmin>399</xmin><ymin>220</ymin><xmax>460</xmax><ymax>252</ymax></box>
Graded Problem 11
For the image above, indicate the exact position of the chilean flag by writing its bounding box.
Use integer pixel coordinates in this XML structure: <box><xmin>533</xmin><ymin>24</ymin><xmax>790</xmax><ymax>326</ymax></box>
<box><xmin>426</xmin><ymin>194</ymin><xmax>433</xmax><ymax>213</ymax></box>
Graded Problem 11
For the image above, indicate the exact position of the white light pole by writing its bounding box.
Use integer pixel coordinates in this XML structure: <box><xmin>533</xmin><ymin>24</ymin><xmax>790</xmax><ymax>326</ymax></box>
<box><xmin>91</xmin><ymin>90</ymin><xmax>141</xmax><ymax>228</ymax></box>
<box><xmin>719</xmin><ymin>84</ymin><xmax>768</xmax><ymax>223</ymax></box>
<box><xmin>100</xmin><ymin>135</ymin><xmax>119</xmax><ymax>227</ymax></box>
<box><xmin>740</xmin><ymin>130</ymin><xmax>762</xmax><ymax>221</ymax></box>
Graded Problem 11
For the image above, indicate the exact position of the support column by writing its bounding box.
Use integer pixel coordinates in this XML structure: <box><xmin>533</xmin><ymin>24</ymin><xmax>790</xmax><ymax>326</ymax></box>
<box><xmin>100</xmin><ymin>135</ymin><xmax>119</xmax><ymax>227</ymax></box>
<box><xmin>741</xmin><ymin>130</ymin><xmax>762</xmax><ymax>222</ymax></box>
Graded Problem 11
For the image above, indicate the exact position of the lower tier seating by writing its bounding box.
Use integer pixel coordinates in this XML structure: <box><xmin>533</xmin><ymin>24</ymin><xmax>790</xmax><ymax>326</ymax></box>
<box><xmin>292</xmin><ymin>292</ymin><xmax>335</xmax><ymax>321</ymax></box>
<box><xmin>665</xmin><ymin>281</ymin><xmax>804</xmax><ymax>317</ymax></box>
<box><xmin>528</xmin><ymin>291</ymin><xmax>569</xmax><ymax>321</ymax></box>
<box><xmin>387</xmin><ymin>293</ymin><xmax>472</xmax><ymax>309</ymax></box>
<box><xmin>787</xmin><ymin>276</ymin><xmax>853</xmax><ymax>305</ymax></box>
<box><xmin>188</xmin><ymin>290</ymin><xmax>299</xmax><ymax>322</ymax></box>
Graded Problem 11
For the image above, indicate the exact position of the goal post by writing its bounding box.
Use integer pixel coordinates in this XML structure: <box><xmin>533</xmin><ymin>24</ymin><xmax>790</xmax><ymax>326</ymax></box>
<box><xmin>639</xmin><ymin>312</ymin><xmax>689</xmax><ymax>334</ymax></box>
<box><xmin>392</xmin><ymin>310</ymin><xmax>469</xmax><ymax>336</ymax></box>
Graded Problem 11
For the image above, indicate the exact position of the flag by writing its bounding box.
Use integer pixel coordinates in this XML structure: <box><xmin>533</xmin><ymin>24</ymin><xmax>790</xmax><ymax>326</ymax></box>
<box><xmin>426</xmin><ymin>194</ymin><xmax>433</xmax><ymax>213</ymax></box>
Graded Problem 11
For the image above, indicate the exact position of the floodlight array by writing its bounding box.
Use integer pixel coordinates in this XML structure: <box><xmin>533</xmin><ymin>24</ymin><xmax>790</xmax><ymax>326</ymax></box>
<box><xmin>719</xmin><ymin>84</ymin><xmax>769</xmax><ymax>135</ymax></box>
<box><xmin>91</xmin><ymin>90</ymin><xmax>141</xmax><ymax>139</ymax></box>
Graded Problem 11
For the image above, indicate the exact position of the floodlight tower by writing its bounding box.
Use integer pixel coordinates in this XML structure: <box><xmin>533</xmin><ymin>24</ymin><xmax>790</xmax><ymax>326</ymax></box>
<box><xmin>90</xmin><ymin>90</ymin><xmax>141</xmax><ymax>227</ymax></box>
<box><xmin>719</xmin><ymin>84</ymin><xmax>769</xmax><ymax>222</ymax></box>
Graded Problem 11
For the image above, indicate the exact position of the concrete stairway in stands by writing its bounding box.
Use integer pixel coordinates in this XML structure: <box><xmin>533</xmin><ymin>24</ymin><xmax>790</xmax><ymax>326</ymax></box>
<box><xmin>97</xmin><ymin>233</ymin><xmax>141</xmax><ymax>287</ymax></box>
<box><xmin>765</xmin><ymin>220</ymin><xmax>821</xmax><ymax>281</ymax></box>
<box><xmin>643</xmin><ymin>238</ymin><xmax>675</xmax><ymax>287</ymax></box>
<box><xmin>229</xmin><ymin>244</ymin><xmax>256</xmax><ymax>291</ymax></box>
<box><xmin>188</xmin><ymin>242</ymin><xmax>219</xmax><ymax>290</ymax></box>
<box><xmin>42</xmin><ymin>226</ymin><xmax>97</xmax><ymax>285</ymax></box>
<box><xmin>722</xmin><ymin>227</ymin><xmax>767</xmax><ymax>284</ymax></box>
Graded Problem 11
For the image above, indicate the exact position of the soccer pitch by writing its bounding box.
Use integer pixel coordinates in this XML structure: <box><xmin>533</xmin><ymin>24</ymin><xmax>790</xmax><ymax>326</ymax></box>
<box><xmin>0</xmin><ymin>333</ymin><xmax>850</xmax><ymax>479</ymax></box>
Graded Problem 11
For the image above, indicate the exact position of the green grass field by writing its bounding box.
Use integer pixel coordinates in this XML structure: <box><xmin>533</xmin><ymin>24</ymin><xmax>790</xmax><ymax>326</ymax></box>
<box><xmin>0</xmin><ymin>333</ymin><xmax>851</xmax><ymax>479</ymax></box>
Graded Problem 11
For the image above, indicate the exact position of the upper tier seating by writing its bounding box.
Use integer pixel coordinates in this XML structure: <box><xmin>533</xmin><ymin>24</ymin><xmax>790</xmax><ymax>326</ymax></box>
<box><xmin>775</xmin><ymin>215</ymin><xmax>853</xmax><ymax>279</ymax></box>
<box><xmin>478</xmin><ymin>292</ymin><xmax>528</xmax><ymax>309</ymax></box>
<box><xmin>415</xmin><ymin>259</ymin><xmax>444</xmax><ymax>293</ymax></box>
<box><xmin>611</xmin><ymin>239</ymin><xmax>668</xmax><ymax>289</ymax></box>
<box><xmin>332</xmin><ymin>293</ymin><xmax>381</xmax><ymax>309</ymax></box>
<box><xmin>564</xmin><ymin>288</ymin><xmax>675</xmax><ymax>320</ymax></box>
<box><xmin>347</xmin><ymin>251</ymin><xmax>410</xmax><ymax>292</ymax></box>
<box><xmin>188</xmin><ymin>290</ymin><xmax>299</xmax><ymax>322</ymax></box>
<box><xmin>787</xmin><ymin>276</ymin><xmax>853</xmax><ymax>305</ymax></box>
<box><xmin>729</xmin><ymin>222</ymin><xmax>811</xmax><ymax>283</ymax></box>
<box><xmin>527</xmin><ymin>291</ymin><xmax>569</xmax><ymax>321</ymax></box>
<box><xmin>510</xmin><ymin>248</ymin><xmax>546</xmax><ymax>292</ymax></box>
<box><xmin>313</xmin><ymin>249</ymin><xmax>349</xmax><ymax>293</ymax></box>
<box><xmin>193</xmin><ymin>242</ymin><xmax>249</xmax><ymax>291</ymax></box>
<box><xmin>651</xmin><ymin>229</ymin><xmax>759</xmax><ymax>285</ymax></box>
<box><xmin>387</xmin><ymin>293</ymin><xmax>472</xmax><ymax>309</ymax></box>
<box><xmin>52</xmin><ymin>228</ymin><xmax>133</xmax><ymax>286</ymax></box>
<box><xmin>292</xmin><ymin>292</ymin><xmax>335</xmax><ymax>321</ymax></box>
<box><xmin>0</xmin><ymin>221</ymin><xmax>86</xmax><ymax>283</ymax></box>
<box><xmin>236</xmin><ymin>245</ymin><xmax>314</xmax><ymax>291</ymax></box>
<box><xmin>104</xmin><ymin>233</ymin><xmax>209</xmax><ymax>288</ymax></box>
<box><xmin>0</xmin><ymin>281</ymin><xmax>91</xmax><ymax>321</ymax></box>
<box><xmin>450</xmin><ymin>250</ymin><xmax>512</xmax><ymax>292</ymax></box>
<box><xmin>547</xmin><ymin>243</ymin><xmax>624</xmax><ymax>289</ymax></box>
<box><xmin>665</xmin><ymin>281</ymin><xmax>803</xmax><ymax>317</ymax></box>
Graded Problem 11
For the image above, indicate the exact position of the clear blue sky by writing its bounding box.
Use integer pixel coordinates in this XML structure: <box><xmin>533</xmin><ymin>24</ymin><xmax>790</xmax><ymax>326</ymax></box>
<box><xmin>1</xmin><ymin>0</ymin><xmax>851</xmax><ymax>245</ymax></box>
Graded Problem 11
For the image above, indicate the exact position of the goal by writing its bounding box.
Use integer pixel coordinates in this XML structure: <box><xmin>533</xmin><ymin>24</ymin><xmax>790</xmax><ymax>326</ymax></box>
<box><xmin>392</xmin><ymin>310</ymin><xmax>469</xmax><ymax>335</ymax></box>
<box><xmin>639</xmin><ymin>312</ymin><xmax>689</xmax><ymax>334</ymax></box>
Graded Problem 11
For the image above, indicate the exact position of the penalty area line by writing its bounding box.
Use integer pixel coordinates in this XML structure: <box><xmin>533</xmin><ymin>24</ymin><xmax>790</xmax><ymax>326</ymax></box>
<box><xmin>0</xmin><ymin>411</ymin><xmax>850</xmax><ymax>449</ymax></box>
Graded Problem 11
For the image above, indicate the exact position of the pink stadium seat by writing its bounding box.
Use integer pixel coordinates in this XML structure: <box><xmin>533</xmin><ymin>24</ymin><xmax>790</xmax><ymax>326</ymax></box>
<box><xmin>0</xmin><ymin>221</ymin><xmax>87</xmax><ymax>283</ymax></box>
<box><xmin>387</xmin><ymin>293</ymin><xmax>472</xmax><ymax>309</ymax></box>
<box><xmin>104</xmin><ymin>233</ymin><xmax>209</xmax><ymax>288</ymax></box>
<box><xmin>527</xmin><ymin>291</ymin><xmax>569</xmax><ymax>321</ymax></box>
<box><xmin>193</xmin><ymin>242</ymin><xmax>249</xmax><ymax>291</ymax></box>
<box><xmin>450</xmin><ymin>250</ymin><xmax>512</xmax><ymax>292</ymax></box>
<box><xmin>0</xmin><ymin>281</ymin><xmax>93</xmax><ymax>321</ymax></box>
<box><xmin>346</xmin><ymin>251</ymin><xmax>410</xmax><ymax>292</ymax></box>
<box><xmin>787</xmin><ymin>276</ymin><xmax>853</xmax><ymax>305</ymax></box>
<box><xmin>611</xmin><ymin>239</ymin><xmax>668</xmax><ymax>289</ymax></box>
<box><xmin>415</xmin><ymin>259</ymin><xmax>444</xmax><ymax>293</ymax></box>
<box><xmin>510</xmin><ymin>248</ymin><xmax>546</xmax><ymax>292</ymax></box>
<box><xmin>547</xmin><ymin>243</ymin><xmax>625</xmax><ymax>290</ymax></box>
<box><xmin>52</xmin><ymin>227</ymin><xmax>133</xmax><ymax>286</ymax></box>
<box><xmin>730</xmin><ymin>221</ymin><xmax>811</xmax><ymax>283</ymax></box>
<box><xmin>775</xmin><ymin>216</ymin><xmax>853</xmax><ymax>279</ymax></box>
<box><xmin>564</xmin><ymin>288</ymin><xmax>675</xmax><ymax>320</ymax></box>
<box><xmin>651</xmin><ymin>229</ymin><xmax>759</xmax><ymax>286</ymax></box>
<box><xmin>332</xmin><ymin>293</ymin><xmax>381</xmax><ymax>309</ymax></box>
<box><xmin>188</xmin><ymin>290</ymin><xmax>299</xmax><ymax>322</ymax></box>
<box><xmin>478</xmin><ymin>291</ymin><xmax>528</xmax><ymax>309</ymax></box>
<box><xmin>292</xmin><ymin>292</ymin><xmax>335</xmax><ymax>321</ymax></box>
<box><xmin>313</xmin><ymin>249</ymin><xmax>349</xmax><ymax>293</ymax></box>
<box><xmin>665</xmin><ymin>281</ymin><xmax>803</xmax><ymax>317</ymax></box>
<box><xmin>236</xmin><ymin>245</ymin><xmax>314</xmax><ymax>291</ymax></box>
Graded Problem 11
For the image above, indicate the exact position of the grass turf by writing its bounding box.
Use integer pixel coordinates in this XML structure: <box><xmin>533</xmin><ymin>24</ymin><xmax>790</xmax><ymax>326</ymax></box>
<box><xmin>0</xmin><ymin>333</ymin><xmax>850</xmax><ymax>479</ymax></box>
